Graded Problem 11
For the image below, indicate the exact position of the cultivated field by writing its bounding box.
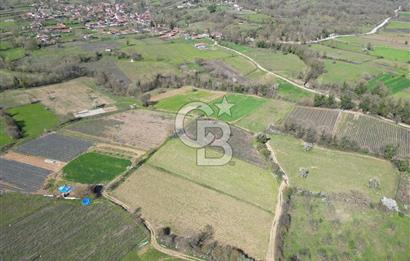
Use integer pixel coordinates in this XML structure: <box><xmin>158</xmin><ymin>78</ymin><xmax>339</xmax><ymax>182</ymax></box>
<box><xmin>15</xmin><ymin>133</ymin><xmax>92</xmax><ymax>162</ymax></box>
<box><xmin>0</xmin><ymin>158</ymin><xmax>50</xmax><ymax>193</ymax></box>
<box><xmin>112</xmin><ymin>138</ymin><xmax>278</xmax><ymax>259</ymax></box>
<box><xmin>270</xmin><ymin>135</ymin><xmax>399</xmax><ymax>201</ymax></box>
<box><xmin>0</xmin><ymin>77</ymin><xmax>114</xmax><ymax>116</ymax></box>
<box><xmin>66</xmin><ymin>110</ymin><xmax>174</xmax><ymax>151</ymax></box>
<box><xmin>285</xmin><ymin>106</ymin><xmax>341</xmax><ymax>135</ymax></box>
<box><xmin>337</xmin><ymin>113</ymin><xmax>410</xmax><ymax>158</ymax></box>
<box><xmin>236</xmin><ymin>98</ymin><xmax>294</xmax><ymax>133</ymax></box>
<box><xmin>283</xmin><ymin>194</ymin><xmax>410</xmax><ymax>260</ymax></box>
<box><xmin>7</xmin><ymin>103</ymin><xmax>59</xmax><ymax>139</ymax></box>
<box><xmin>63</xmin><ymin>152</ymin><xmax>131</xmax><ymax>184</ymax></box>
<box><xmin>0</xmin><ymin>193</ymin><xmax>149</xmax><ymax>260</ymax></box>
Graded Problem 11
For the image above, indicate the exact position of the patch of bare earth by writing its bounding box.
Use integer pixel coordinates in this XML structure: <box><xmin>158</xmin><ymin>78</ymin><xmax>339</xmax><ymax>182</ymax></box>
<box><xmin>2</xmin><ymin>151</ymin><xmax>65</xmax><ymax>172</ymax></box>
<box><xmin>102</xmin><ymin>110</ymin><xmax>175</xmax><ymax>151</ymax></box>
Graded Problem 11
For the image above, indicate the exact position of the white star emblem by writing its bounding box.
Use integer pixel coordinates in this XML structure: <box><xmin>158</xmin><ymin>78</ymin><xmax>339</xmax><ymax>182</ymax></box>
<box><xmin>215</xmin><ymin>96</ymin><xmax>234</xmax><ymax>117</ymax></box>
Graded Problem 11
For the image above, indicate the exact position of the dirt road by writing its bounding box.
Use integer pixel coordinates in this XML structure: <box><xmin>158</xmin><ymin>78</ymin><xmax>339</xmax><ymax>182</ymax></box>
<box><xmin>103</xmin><ymin>192</ymin><xmax>203</xmax><ymax>261</ymax></box>
<box><xmin>265</xmin><ymin>142</ymin><xmax>289</xmax><ymax>261</ymax></box>
<box><xmin>278</xmin><ymin>6</ymin><xmax>401</xmax><ymax>44</ymax></box>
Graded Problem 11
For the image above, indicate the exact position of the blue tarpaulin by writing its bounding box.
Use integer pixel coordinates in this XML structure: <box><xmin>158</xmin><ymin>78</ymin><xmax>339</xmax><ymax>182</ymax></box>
<box><xmin>81</xmin><ymin>198</ymin><xmax>91</xmax><ymax>206</ymax></box>
<box><xmin>58</xmin><ymin>185</ymin><xmax>72</xmax><ymax>194</ymax></box>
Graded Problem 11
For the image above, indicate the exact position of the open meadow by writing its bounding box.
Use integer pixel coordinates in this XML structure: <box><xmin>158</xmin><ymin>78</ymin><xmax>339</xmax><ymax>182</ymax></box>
<box><xmin>6</xmin><ymin>103</ymin><xmax>59</xmax><ymax>140</ymax></box>
<box><xmin>283</xmin><ymin>194</ymin><xmax>410</xmax><ymax>260</ymax></box>
<box><xmin>111</xmin><ymin>138</ymin><xmax>279</xmax><ymax>259</ymax></box>
<box><xmin>270</xmin><ymin>135</ymin><xmax>399</xmax><ymax>201</ymax></box>
<box><xmin>154</xmin><ymin>88</ymin><xmax>223</xmax><ymax>112</ymax></box>
<box><xmin>235</xmin><ymin>98</ymin><xmax>294</xmax><ymax>133</ymax></box>
<box><xmin>0</xmin><ymin>193</ymin><xmax>149</xmax><ymax>260</ymax></box>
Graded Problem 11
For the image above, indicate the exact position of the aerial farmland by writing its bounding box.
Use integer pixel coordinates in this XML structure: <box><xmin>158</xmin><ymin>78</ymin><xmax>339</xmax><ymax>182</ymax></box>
<box><xmin>0</xmin><ymin>0</ymin><xmax>409</xmax><ymax>260</ymax></box>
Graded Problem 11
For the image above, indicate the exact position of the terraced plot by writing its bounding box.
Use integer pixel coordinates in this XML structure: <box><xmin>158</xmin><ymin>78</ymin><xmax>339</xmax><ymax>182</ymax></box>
<box><xmin>112</xmin><ymin>138</ymin><xmax>278</xmax><ymax>259</ymax></box>
<box><xmin>285</xmin><ymin>106</ymin><xmax>341</xmax><ymax>135</ymax></box>
<box><xmin>337</xmin><ymin>113</ymin><xmax>410</xmax><ymax>158</ymax></box>
<box><xmin>15</xmin><ymin>133</ymin><xmax>92</xmax><ymax>162</ymax></box>
<box><xmin>0</xmin><ymin>158</ymin><xmax>51</xmax><ymax>192</ymax></box>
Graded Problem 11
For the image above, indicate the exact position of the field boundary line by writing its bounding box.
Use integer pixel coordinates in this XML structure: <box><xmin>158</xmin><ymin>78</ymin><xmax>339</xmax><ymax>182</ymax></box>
<box><xmin>148</xmin><ymin>164</ymin><xmax>274</xmax><ymax>214</ymax></box>
<box><xmin>103</xmin><ymin>192</ymin><xmax>203</xmax><ymax>261</ymax></box>
<box><xmin>265</xmin><ymin>141</ymin><xmax>289</xmax><ymax>261</ymax></box>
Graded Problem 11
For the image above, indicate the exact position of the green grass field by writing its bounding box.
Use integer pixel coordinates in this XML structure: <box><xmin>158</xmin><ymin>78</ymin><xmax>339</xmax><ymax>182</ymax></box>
<box><xmin>154</xmin><ymin>88</ymin><xmax>220</xmax><ymax>112</ymax></box>
<box><xmin>318</xmin><ymin>59</ymin><xmax>383</xmax><ymax>84</ymax></box>
<box><xmin>6</xmin><ymin>103</ymin><xmax>59</xmax><ymax>139</ymax></box>
<box><xmin>367</xmin><ymin>73</ymin><xmax>410</xmax><ymax>94</ymax></box>
<box><xmin>385</xmin><ymin>20</ymin><xmax>410</xmax><ymax>30</ymax></box>
<box><xmin>370</xmin><ymin>46</ymin><xmax>410</xmax><ymax>63</ymax></box>
<box><xmin>245</xmin><ymin>48</ymin><xmax>307</xmax><ymax>79</ymax></box>
<box><xmin>0</xmin><ymin>193</ymin><xmax>149</xmax><ymax>260</ymax></box>
<box><xmin>149</xmin><ymin>138</ymin><xmax>277</xmax><ymax>212</ymax></box>
<box><xmin>283</xmin><ymin>194</ymin><xmax>410</xmax><ymax>260</ymax></box>
<box><xmin>0</xmin><ymin>47</ymin><xmax>25</xmax><ymax>62</ymax></box>
<box><xmin>270</xmin><ymin>135</ymin><xmax>399</xmax><ymax>201</ymax></box>
<box><xmin>0</xmin><ymin>117</ymin><xmax>13</xmax><ymax>148</ymax></box>
<box><xmin>310</xmin><ymin>44</ymin><xmax>374</xmax><ymax>63</ymax></box>
<box><xmin>236</xmin><ymin>98</ymin><xmax>294</xmax><ymax>133</ymax></box>
<box><xmin>210</xmin><ymin>93</ymin><xmax>266</xmax><ymax>122</ymax></box>
<box><xmin>63</xmin><ymin>152</ymin><xmax>131</xmax><ymax>184</ymax></box>
<box><xmin>277</xmin><ymin>81</ymin><xmax>313</xmax><ymax>101</ymax></box>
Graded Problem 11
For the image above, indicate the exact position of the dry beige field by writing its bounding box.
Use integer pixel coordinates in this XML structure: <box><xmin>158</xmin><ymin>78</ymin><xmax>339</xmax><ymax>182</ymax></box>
<box><xmin>2</xmin><ymin>151</ymin><xmax>65</xmax><ymax>172</ymax></box>
<box><xmin>66</xmin><ymin>109</ymin><xmax>175</xmax><ymax>151</ymax></box>
<box><xmin>111</xmin><ymin>164</ymin><xmax>273</xmax><ymax>260</ymax></box>
<box><xmin>0</xmin><ymin>77</ymin><xmax>114</xmax><ymax>116</ymax></box>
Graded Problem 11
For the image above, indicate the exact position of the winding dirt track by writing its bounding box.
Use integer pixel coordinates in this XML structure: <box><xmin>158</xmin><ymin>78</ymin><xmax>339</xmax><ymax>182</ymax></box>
<box><xmin>278</xmin><ymin>6</ymin><xmax>401</xmax><ymax>44</ymax></box>
<box><xmin>103</xmin><ymin>192</ymin><xmax>203</xmax><ymax>261</ymax></box>
<box><xmin>265</xmin><ymin>142</ymin><xmax>289</xmax><ymax>261</ymax></box>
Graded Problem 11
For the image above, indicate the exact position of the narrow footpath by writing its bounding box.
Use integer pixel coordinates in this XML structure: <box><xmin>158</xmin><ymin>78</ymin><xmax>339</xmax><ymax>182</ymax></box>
<box><xmin>265</xmin><ymin>142</ymin><xmax>289</xmax><ymax>261</ymax></box>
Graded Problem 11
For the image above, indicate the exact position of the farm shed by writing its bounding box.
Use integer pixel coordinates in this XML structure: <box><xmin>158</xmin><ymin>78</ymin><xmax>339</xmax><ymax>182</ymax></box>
<box><xmin>15</xmin><ymin>133</ymin><xmax>92</xmax><ymax>162</ymax></box>
<box><xmin>0</xmin><ymin>158</ymin><xmax>51</xmax><ymax>193</ymax></box>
